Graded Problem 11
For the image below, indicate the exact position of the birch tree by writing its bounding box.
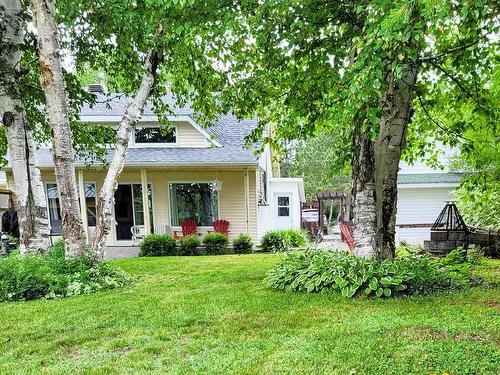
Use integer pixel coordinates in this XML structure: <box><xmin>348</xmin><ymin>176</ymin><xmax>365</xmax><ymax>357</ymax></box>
<box><xmin>31</xmin><ymin>0</ymin><xmax>87</xmax><ymax>257</ymax></box>
<box><xmin>41</xmin><ymin>0</ymin><xmax>241</xmax><ymax>259</ymax></box>
<box><xmin>219</xmin><ymin>0</ymin><xmax>499</xmax><ymax>259</ymax></box>
<box><xmin>0</xmin><ymin>0</ymin><xmax>50</xmax><ymax>253</ymax></box>
<box><xmin>91</xmin><ymin>51</ymin><xmax>161</xmax><ymax>258</ymax></box>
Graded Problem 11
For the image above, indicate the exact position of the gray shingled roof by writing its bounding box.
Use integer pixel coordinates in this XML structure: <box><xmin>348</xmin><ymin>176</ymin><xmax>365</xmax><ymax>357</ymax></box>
<box><xmin>5</xmin><ymin>93</ymin><xmax>261</xmax><ymax>168</ymax></box>
<box><xmin>34</xmin><ymin>146</ymin><xmax>258</xmax><ymax>167</ymax></box>
<box><xmin>398</xmin><ymin>173</ymin><xmax>462</xmax><ymax>184</ymax></box>
<box><xmin>80</xmin><ymin>92</ymin><xmax>195</xmax><ymax>117</ymax></box>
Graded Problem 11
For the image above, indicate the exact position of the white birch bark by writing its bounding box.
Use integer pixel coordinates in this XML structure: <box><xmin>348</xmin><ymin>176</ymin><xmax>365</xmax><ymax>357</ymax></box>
<box><xmin>352</xmin><ymin>68</ymin><xmax>417</xmax><ymax>260</ymax></box>
<box><xmin>31</xmin><ymin>0</ymin><xmax>87</xmax><ymax>258</ymax></box>
<box><xmin>351</xmin><ymin>132</ymin><xmax>377</xmax><ymax>258</ymax></box>
<box><xmin>91</xmin><ymin>51</ymin><xmax>160</xmax><ymax>260</ymax></box>
<box><xmin>0</xmin><ymin>0</ymin><xmax>50</xmax><ymax>253</ymax></box>
<box><xmin>373</xmin><ymin>68</ymin><xmax>417</xmax><ymax>260</ymax></box>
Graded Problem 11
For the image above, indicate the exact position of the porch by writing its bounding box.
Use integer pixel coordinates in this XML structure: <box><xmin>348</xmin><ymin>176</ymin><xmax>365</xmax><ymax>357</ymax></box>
<box><xmin>40</xmin><ymin>166</ymin><xmax>258</xmax><ymax>247</ymax></box>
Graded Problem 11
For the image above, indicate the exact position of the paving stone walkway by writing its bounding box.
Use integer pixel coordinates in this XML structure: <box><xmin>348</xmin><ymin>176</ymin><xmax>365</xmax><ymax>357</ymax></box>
<box><xmin>105</xmin><ymin>246</ymin><xmax>140</xmax><ymax>259</ymax></box>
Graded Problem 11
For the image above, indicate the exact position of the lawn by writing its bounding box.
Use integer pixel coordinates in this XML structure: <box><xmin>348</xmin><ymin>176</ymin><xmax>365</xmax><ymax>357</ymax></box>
<box><xmin>0</xmin><ymin>254</ymin><xmax>499</xmax><ymax>374</ymax></box>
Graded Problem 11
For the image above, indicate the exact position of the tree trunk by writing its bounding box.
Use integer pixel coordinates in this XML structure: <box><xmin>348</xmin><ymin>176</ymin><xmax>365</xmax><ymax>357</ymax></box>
<box><xmin>351</xmin><ymin>130</ymin><xmax>377</xmax><ymax>258</ymax></box>
<box><xmin>31</xmin><ymin>0</ymin><xmax>87</xmax><ymax>258</ymax></box>
<box><xmin>91</xmin><ymin>51</ymin><xmax>160</xmax><ymax>260</ymax></box>
<box><xmin>0</xmin><ymin>0</ymin><xmax>50</xmax><ymax>253</ymax></box>
<box><xmin>352</xmin><ymin>68</ymin><xmax>417</xmax><ymax>260</ymax></box>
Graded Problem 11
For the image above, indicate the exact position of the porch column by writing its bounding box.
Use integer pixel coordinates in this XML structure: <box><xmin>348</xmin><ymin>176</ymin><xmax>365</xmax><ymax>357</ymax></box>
<box><xmin>141</xmin><ymin>169</ymin><xmax>151</xmax><ymax>235</ymax></box>
<box><xmin>77</xmin><ymin>169</ymin><xmax>89</xmax><ymax>242</ymax></box>
<box><xmin>243</xmin><ymin>169</ymin><xmax>249</xmax><ymax>233</ymax></box>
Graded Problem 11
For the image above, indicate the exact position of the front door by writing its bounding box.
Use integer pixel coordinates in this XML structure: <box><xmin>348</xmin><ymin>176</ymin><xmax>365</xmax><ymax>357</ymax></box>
<box><xmin>114</xmin><ymin>185</ymin><xmax>134</xmax><ymax>240</ymax></box>
<box><xmin>274</xmin><ymin>193</ymin><xmax>293</xmax><ymax>229</ymax></box>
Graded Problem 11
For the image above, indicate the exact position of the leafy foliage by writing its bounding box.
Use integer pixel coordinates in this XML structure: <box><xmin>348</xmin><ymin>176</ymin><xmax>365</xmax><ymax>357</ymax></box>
<box><xmin>260</xmin><ymin>230</ymin><xmax>308</xmax><ymax>252</ymax></box>
<box><xmin>203</xmin><ymin>233</ymin><xmax>228</xmax><ymax>255</ymax></box>
<box><xmin>280</xmin><ymin>132</ymin><xmax>350</xmax><ymax>200</ymax></box>
<box><xmin>0</xmin><ymin>242</ymin><xmax>131</xmax><ymax>302</ymax></box>
<box><xmin>232</xmin><ymin>234</ymin><xmax>253</xmax><ymax>254</ymax></box>
<box><xmin>139</xmin><ymin>234</ymin><xmax>177</xmax><ymax>257</ymax></box>
<box><xmin>178</xmin><ymin>235</ymin><xmax>202</xmax><ymax>256</ymax></box>
<box><xmin>265</xmin><ymin>249</ymin><xmax>472</xmax><ymax>298</ymax></box>
<box><xmin>453</xmin><ymin>173</ymin><xmax>500</xmax><ymax>230</ymax></box>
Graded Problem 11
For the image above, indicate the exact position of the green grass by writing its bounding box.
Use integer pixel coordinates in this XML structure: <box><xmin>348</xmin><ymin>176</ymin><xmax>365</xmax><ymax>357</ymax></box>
<box><xmin>0</xmin><ymin>254</ymin><xmax>499</xmax><ymax>374</ymax></box>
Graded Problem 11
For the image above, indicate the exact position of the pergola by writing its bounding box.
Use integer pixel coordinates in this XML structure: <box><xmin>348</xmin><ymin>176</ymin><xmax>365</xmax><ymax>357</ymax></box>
<box><xmin>316</xmin><ymin>190</ymin><xmax>351</xmax><ymax>230</ymax></box>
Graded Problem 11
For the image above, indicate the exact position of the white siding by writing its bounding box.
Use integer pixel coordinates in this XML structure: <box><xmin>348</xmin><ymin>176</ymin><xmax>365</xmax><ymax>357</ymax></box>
<box><xmin>399</xmin><ymin>145</ymin><xmax>456</xmax><ymax>174</ymax></box>
<box><xmin>396</xmin><ymin>186</ymin><xmax>455</xmax><ymax>244</ymax></box>
<box><xmin>270</xmin><ymin>180</ymin><xmax>302</xmax><ymax>230</ymax></box>
<box><xmin>256</xmin><ymin>149</ymin><xmax>273</xmax><ymax>241</ymax></box>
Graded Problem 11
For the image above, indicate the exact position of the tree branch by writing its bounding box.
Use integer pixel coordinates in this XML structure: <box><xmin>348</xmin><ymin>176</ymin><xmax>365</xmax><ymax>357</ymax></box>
<box><xmin>418</xmin><ymin>37</ymin><xmax>483</xmax><ymax>62</ymax></box>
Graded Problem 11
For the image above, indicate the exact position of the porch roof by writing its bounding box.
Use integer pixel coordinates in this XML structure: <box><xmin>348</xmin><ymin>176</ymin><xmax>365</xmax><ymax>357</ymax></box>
<box><xmin>31</xmin><ymin>145</ymin><xmax>259</xmax><ymax>168</ymax></box>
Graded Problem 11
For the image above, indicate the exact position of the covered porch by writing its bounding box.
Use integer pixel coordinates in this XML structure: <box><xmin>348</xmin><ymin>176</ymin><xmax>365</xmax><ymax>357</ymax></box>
<box><xmin>39</xmin><ymin>165</ymin><xmax>258</xmax><ymax>248</ymax></box>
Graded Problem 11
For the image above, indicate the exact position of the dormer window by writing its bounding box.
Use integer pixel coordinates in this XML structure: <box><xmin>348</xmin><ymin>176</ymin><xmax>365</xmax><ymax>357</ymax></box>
<box><xmin>134</xmin><ymin>126</ymin><xmax>176</xmax><ymax>144</ymax></box>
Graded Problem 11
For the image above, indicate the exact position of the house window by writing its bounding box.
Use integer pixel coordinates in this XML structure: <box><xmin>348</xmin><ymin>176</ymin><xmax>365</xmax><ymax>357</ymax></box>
<box><xmin>46</xmin><ymin>182</ymin><xmax>97</xmax><ymax>233</ymax></box>
<box><xmin>134</xmin><ymin>126</ymin><xmax>176</xmax><ymax>144</ymax></box>
<box><xmin>258</xmin><ymin>167</ymin><xmax>268</xmax><ymax>205</ymax></box>
<box><xmin>277</xmin><ymin>196</ymin><xmax>290</xmax><ymax>217</ymax></box>
<box><xmin>46</xmin><ymin>183</ymin><xmax>62</xmax><ymax>233</ymax></box>
<box><xmin>169</xmin><ymin>182</ymin><xmax>218</xmax><ymax>226</ymax></box>
<box><xmin>84</xmin><ymin>183</ymin><xmax>97</xmax><ymax>226</ymax></box>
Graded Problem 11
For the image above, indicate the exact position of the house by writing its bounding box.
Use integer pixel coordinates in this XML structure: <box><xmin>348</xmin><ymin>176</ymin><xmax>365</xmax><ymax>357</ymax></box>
<box><xmin>2</xmin><ymin>87</ymin><xmax>305</xmax><ymax>248</ymax></box>
<box><xmin>0</xmin><ymin>172</ymin><xmax>10</xmax><ymax>219</ymax></box>
<box><xmin>396</xmin><ymin>148</ymin><xmax>461</xmax><ymax>245</ymax></box>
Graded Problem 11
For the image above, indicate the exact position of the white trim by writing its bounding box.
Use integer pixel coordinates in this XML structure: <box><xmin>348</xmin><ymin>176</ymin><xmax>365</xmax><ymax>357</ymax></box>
<box><xmin>397</xmin><ymin>183</ymin><xmax>459</xmax><ymax>189</ymax></box>
<box><xmin>270</xmin><ymin>177</ymin><xmax>305</xmax><ymax>202</ymax></box>
<box><xmin>276</xmin><ymin>193</ymin><xmax>292</xmax><ymax>217</ymax></box>
<box><xmin>166</xmin><ymin>180</ymin><xmax>221</xmax><ymax>227</ymax></box>
<box><xmin>80</xmin><ymin>114</ymin><xmax>222</xmax><ymax>147</ymax></box>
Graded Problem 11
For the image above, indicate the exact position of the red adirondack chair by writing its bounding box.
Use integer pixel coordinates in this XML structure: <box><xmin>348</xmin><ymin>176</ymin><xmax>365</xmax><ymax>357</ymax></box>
<box><xmin>173</xmin><ymin>220</ymin><xmax>198</xmax><ymax>239</ymax></box>
<box><xmin>211</xmin><ymin>220</ymin><xmax>230</xmax><ymax>236</ymax></box>
<box><xmin>339</xmin><ymin>222</ymin><xmax>355</xmax><ymax>251</ymax></box>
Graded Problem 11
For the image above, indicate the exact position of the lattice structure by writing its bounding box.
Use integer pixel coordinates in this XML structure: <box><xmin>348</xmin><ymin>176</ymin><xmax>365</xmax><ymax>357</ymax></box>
<box><xmin>431</xmin><ymin>201</ymin><xmax>468</xmax><ymax>233</ymax></box>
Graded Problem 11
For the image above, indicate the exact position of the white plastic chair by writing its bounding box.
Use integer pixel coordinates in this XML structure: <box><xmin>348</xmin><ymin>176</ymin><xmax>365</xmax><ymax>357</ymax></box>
<box><xmin>131</xmin><ymin>225</ymin><xmax>145</xmax><ymax>246</ymax></box>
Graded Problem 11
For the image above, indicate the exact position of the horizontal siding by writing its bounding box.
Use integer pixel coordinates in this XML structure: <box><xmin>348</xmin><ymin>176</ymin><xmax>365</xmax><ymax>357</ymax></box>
<box><xmin>248</xmin><ymin>170</ymin><xmax>258</xmax><ymax>241</ymax></box>
<box><xmin>176</xmin><ymin>121</ymin><xmax>210</xmax><ymax>147</ymax></box>
<box><xmin>40</xmin><ymin>168</ymin><xmax>256</xmax><ymax>245</ymax></box>
<box><xmin>257</xmin><ymin>205</ymin><xmax>273</xmax><ymax>243</ymax></box>
<box><xmin>396</xmin><ymin>187</ymin><xmax>454</xmax><ymax>225</ymax></box>
<box><xmin>396</xmin><ymin>186</ymin><xmax>455</xmax><ymax>245</ymax></box>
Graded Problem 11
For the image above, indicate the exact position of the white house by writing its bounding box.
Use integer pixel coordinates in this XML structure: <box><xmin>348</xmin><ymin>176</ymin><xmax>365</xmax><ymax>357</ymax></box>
<box><xmin>396</xmin><ymin>149</ymin><xmax>461</xmax><ymax>245</ymax></box>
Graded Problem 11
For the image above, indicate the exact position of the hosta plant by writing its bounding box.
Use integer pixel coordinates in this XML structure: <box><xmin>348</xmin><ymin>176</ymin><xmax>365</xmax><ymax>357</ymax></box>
<box><xmin>265</xmin><ymin>249</ymin><xmax>471</xmax><ymax>298</ymax></box>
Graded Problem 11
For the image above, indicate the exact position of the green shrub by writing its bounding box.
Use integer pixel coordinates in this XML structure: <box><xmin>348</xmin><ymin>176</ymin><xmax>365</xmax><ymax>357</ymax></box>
<box><xmin>280</xmin><ymin>229</ymin><xmax>308</xmax><ymax>247</ymax></box>
<box><xmin>265</xmin><ymin>250</ymin><xmax>471</xmax><ymax>298</ymax></box>
<box><xmin>0</xmin><ymin>242</ymin><xmax>131</xmax><ymax>302</ymax></box>
<box><xmin>260</xmin><ymin>229</ymin><xmax>307</xmax><ymax>252</ymax></box>
<box><xmin>179</xmin><ymin>235</ymin><xmax>201</xmax><ymax>256</ymax></box>
<box><xmin>395</xmin><ymin>241</ymin><xmax>425</xmax><ymax>257</ymax></box>
<box><xmin>139</xmin><ymin>234</ymin><xmax>177</xmax><ymax>256</ymax></box>
<box><xmin>233</xmin><ymin>234</ymin><xmax>253</xmax><ymax>254</ymax></box>
<box><xmin>260</xmin><ymin>231</ymin><xmax>287</xmax><ymax>252</ymax></box>
<box><xmin>203</xmin><ymin>233</ymin><xmax>228</xmax><ymax>255</ymax></box>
